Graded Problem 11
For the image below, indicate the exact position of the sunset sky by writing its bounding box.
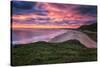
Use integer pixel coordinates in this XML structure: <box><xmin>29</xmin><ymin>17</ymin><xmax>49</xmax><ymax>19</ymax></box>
<box><xmin>11</xmin><ymin>1</ymin><xmax>97</xmax><ymax>29</ymax></box>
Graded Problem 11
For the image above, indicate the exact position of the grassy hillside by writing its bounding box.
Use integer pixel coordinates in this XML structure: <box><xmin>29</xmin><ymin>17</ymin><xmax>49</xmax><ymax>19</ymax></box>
<box><xmin>11</xmin><ymin>40</ymin><xmax>97</xmax><ymax>66</ymax></box>
<box><xmin>79</xmin><ymin>23</ymin><xmax>97</xmax><ymax>32</ymax></box>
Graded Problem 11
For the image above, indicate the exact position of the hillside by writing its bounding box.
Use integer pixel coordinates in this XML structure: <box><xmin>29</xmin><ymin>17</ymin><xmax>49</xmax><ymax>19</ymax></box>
<box><xmin>79</xmin><ymin>23</ymin><xmax>97</xmax><ymax>32</ymax></box>
<box><xmin>11</xmin><ymin>40</ymin><xmax>97</xmax><ymax>66</ymax></box>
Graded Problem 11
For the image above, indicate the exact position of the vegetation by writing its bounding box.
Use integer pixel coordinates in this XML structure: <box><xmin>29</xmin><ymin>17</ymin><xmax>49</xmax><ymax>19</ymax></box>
<box><xmin>11</xmin><ymin>40</ymin><xmax>97</xmax><ymax>66</ymax></box>
<box><xmin>79</xmin><ymin>23</ymin><xmax>97</xmax><ymax>32</ymax></box>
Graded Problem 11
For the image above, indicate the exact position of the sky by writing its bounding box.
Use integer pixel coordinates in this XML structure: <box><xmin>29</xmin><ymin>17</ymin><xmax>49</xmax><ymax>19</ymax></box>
<box><xmin>11</xmin><ymin>1</ymin><xmax>97</xmax><ymax>29</ymax></box>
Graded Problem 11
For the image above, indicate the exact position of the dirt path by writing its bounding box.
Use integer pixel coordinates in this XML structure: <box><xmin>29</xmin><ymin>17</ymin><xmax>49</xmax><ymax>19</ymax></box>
<box><xmin>49</xmin><ymin>30</ymin><xmax>97</xmax><ymax>48</ymax></box>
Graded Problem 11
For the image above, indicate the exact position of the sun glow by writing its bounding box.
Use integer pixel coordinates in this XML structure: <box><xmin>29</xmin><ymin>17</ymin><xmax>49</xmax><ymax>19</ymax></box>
<box><xmin>12</xmin><ymin>24</ymin><xmax>81</xmax><ymax>29</ymax></box>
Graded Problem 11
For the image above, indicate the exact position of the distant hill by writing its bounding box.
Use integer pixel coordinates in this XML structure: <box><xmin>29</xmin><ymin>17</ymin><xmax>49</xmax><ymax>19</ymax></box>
<box><xmin>79</xmin><ymin>23</ymin><xmax>97</xmax><ymax>32</ymax></box>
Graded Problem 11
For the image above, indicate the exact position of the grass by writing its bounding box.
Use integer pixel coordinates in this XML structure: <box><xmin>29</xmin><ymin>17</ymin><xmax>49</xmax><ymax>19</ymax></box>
<box><xmin>11</xmin><ymin>40</ymin><xmax>97</xmax><ymax>66</ymax></box>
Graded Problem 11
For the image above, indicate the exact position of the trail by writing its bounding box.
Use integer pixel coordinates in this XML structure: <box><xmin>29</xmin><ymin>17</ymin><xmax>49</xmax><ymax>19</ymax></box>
<box><xmin>49</xmin><ymin>30</ymin><xmax>97</xmax><ymax>48</ymax></box>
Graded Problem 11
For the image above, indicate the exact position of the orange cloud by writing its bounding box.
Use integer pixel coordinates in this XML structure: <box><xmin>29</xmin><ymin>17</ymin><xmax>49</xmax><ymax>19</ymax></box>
<box><xmin>12</xmin><ymin>24</ymin><xmax>81</xmax><ymax>29</ymax></box>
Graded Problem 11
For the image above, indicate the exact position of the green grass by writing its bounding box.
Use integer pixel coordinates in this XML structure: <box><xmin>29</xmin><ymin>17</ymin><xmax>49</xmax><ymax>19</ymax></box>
<box><xmin>11</xmin><ymin>40</ymin><xmax>97</xmax><ymax>66</ymax></box>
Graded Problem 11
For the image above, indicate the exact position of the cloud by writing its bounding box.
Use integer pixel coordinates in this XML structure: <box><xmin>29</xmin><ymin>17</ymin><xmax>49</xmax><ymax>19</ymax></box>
<box><xmin>12</xmin><ymin>1</ymin><xmax>34</xmax><ymax>9</ymax></box>
<box><xmin>11</xmin><ymin>1</ymin><xmax>97</xmax><ymax>29</ymax></box>
<box><xmin>75</xmin><ymin>5</ymin><xmax>97</xmax><ymax>16</ymax></box>
<box><xmin>11</xmin><ymin>1</ymin><xmax>37</xmax><ymax>15</ymax></box>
